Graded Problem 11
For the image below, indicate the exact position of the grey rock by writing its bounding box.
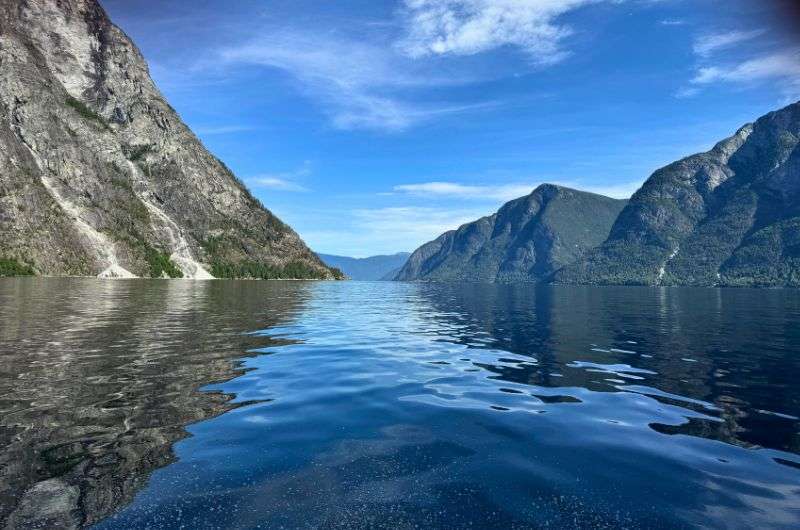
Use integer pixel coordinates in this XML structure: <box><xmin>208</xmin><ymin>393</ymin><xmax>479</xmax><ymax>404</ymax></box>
<box><xmin>5</xmin><ymin>479</ymin><xmax>80</xmax><ymax>530</ymax></box>
<box><xmin>0</xmin><ymin>0</ymin><xmax>335</xmax><ymax>279</ymax></box>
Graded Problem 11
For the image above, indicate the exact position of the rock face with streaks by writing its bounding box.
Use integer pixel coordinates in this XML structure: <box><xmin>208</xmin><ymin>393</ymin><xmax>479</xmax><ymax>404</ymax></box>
<box><xmin>0</xmin><ymin>0</ymin><xmax>336</xmax><ymax>279</ymax></box>
<box><xmin>555</xmin><ymin>102</ymin><xmax>800</xmax><ymax>287</ymax></box>
<box><xmin>395</xmin><ymin>185</ymin><xmax>627</xmax><ymax>282</ymax></box>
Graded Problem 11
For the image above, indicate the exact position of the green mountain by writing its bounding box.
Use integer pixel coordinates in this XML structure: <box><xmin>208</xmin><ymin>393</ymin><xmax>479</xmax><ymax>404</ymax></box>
<box><xmin>395</xmin><ymin>185</ymin><xmax>627</xmax><ymax>282</ymax></box>
<box><xmin>0</xmin><ymin>0</ymin><xmax>337</xmax><ymax>280</ymax></box>
<box><xmin>317</xmin><ymin>252</ymin><xmax>410</xmax><ymax>281</ymax></box>
<box><xmin>556</xmin><ymin>101</ymin><xmax>800</xmax><ymax>287</ymax></box>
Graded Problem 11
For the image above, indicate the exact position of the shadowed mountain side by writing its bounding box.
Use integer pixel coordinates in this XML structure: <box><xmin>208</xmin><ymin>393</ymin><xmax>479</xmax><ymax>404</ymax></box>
<box><xmin>318</xmin><ymin>252</ymin><xmax>410</xmax><ymax>281</ymax></box>
<box><xmin>395</xmin><ymin>185</ymin><xmax>627</xmax><ymax>282</ymax></box>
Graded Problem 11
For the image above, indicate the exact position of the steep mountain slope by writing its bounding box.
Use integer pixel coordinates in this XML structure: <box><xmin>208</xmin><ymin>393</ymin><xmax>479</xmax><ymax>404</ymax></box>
<box><xmin>380</xmin><ymin>266</ymin><xmax>405</xmax><ymax>281</ymax></box>
<box><xmin>0</xmin><ymin>0</ymin><xmax>336</xmax><ymax>279</ymax></box>
<box><xmin>395</xmin><ymin>185</ymin><xmax>627</xmax><ymax>282</ymax></box>
<box><xmin>556</xmin><ymin>102</ymin><xmax>800</xmax><ymax>287</ymax></box>
<box><xmin>317</xmin><ymin>252</ymin><xmax>410</xmax><ymax>281</ymax></box>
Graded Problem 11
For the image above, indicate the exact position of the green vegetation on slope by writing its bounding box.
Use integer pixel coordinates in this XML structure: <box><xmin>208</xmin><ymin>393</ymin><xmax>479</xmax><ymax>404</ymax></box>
<box><xmin>0</xmin><ymin>258</ymin><xmax>35</xmax><ymax>277</ymax></box>
<box><xmin>145</xmin><ymin>248</ymin><xmax>183</xmax><ymax>278</ymax></box>
<box><xmin>65</xmin><ymin>96</ymin><xmax>109</xmax><ymax>129</ymax></box>
<box><xmin>124</xmin><ymin>144</ymin><xmax>153</xmax><ymax>162</ymax></box>
<box><xmin>719</xmin><ymin>217</ymin><xmax>800</xmax><ymax>287</ymax></box>
<box><xmin>211</xmin><ymin>260</ymin><xmax>339</xmax><ymax>280</ymax></box>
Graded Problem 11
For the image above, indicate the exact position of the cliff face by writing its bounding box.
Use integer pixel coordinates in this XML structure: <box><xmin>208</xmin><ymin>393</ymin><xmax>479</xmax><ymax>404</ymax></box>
<box><xmin>556</xmin><ymin>102</ymin><xmax>800</xmax><ymax>287</ymax></box>
<box><xmin>395</xmin><ymin>185</ymin><xmax>627</xmax><ymax>282</ymax></box>
<box><xmin>0</xmin><ymin>0</ymin><xmax>336</xmax><ymax>279</ymax></box>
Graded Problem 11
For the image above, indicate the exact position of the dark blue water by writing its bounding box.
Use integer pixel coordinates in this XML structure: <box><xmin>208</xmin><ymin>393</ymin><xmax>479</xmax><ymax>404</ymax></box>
<box><xmin>1</xmin><ymin>279</ymin><xmax>799</xmax><ymax>528</ymax></box>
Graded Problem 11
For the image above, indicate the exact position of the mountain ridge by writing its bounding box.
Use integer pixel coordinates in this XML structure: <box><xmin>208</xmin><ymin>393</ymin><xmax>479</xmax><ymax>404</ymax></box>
<box><xmin>555</xmin><ymin>101</ymin><xmax>800</xmax><ymax>287</ymax></box>
<box><xmin>317</xmin><ymin>252</ymin><xmax>411</xmax><ymax>281</ymax></box>
<box><xmin>395</xmin><ymin>184</ymin><xmax>628</xmax><ymax>282</ymax></box>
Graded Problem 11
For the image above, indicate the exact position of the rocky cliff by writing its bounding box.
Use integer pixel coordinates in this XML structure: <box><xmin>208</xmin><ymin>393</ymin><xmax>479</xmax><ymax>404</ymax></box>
<box><xmin>395</xmin><ymin>185</ymin><xmax>627</xmax><ymax>282</ymax></box>
<box><xmin>0</xmin><ymin>0</ymin><xmax>337</xmax><ymax>279</ymax></box>
<box><xmin>555</xmin><ymin>102</ymin><xmax>800</xmax><ymax>287</ymax></box>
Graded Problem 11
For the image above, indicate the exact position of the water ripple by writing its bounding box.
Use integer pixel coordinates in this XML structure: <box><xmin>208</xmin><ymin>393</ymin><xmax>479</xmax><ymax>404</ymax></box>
<box><xmin>1</xmin><ymin>280</ymin><xmax>799</xmax><ymax>528</ymax></box>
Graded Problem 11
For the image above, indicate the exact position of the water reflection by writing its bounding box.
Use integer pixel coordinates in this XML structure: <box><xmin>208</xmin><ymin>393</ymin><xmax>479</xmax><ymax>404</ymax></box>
<box><xmin>0</xmin><ymin>279</ymin><xmax>309</xmax><ymax>528</ymax></box>
<box><xmin>98</xmin><ymin>281</ymin><xmax>799</xmax><ymax>529</ymax></box>
<box><xmin>413</xmin><ymin>284</ymin><xmax>800</xmax><ymax>454</ymax></box>
<box><xmin>1</xmin><ymin>280</ymin><xmax>799</xmax><ymax>529</ymax></box>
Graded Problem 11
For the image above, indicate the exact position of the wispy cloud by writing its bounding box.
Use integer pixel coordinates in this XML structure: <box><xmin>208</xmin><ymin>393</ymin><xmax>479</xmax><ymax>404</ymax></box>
<box><xmin>302</xmin><ymin>206</ymin><xmax>489</xmax><ymax>257</ymax></box>
<box><xmin>678</xmin><ymin>26</ymin><xmax>799</xmax><ymax>99</ymax></box>
<box><xmin>675</xmin><ymin>86</ymin><xmax>700</xmax><ymax>99</ymax></box>
<box><xmin>393</xmin><ymin>181</ymin><xmax>538</xmax><ymax>201</ymax></box>
<box><xmin>690</xmin><ymin>49</ymin><xmax>800</xmax><ymax>88</ymax></box>
<box><xmin>392</xmin><ymin>179</ymin><xmax>641</xmax><ymax>200</ymax></box>
<box><xmin>217</xmin><ymin>31</ymin><xmax>490</xmax><ymax>131</ymax></box>
<box><xmin>209</xmin><ymin>1</ymin><xmax>633</xmax><ymax>131</ymax></box>
<box><xmin>354</xmin><ymin>206</ymin><xmax>486</xmax><ymax>238</ymax></box>
<box><xmin>693</xmin><ymin>29</ymin><xmax>765</xmax><ymax>58</ymax></box>
<box><xmin>248</xmin><ymin>177</ymin><xmax>309</xmax><ymax>192</ymax></box>
<box><xmin>246</xmin><ymin>161</ymin><xmax>312</xmax><ymax>192</ymax></box>
<box><xmin>397</xmin><ymin>0</ymin><xmax>616</xmax><ymax>64</ymax></box>
<box><xmin>194</xmin><ymin>125</ymin><xmax>254</xmax><ymax>136</ymax></box>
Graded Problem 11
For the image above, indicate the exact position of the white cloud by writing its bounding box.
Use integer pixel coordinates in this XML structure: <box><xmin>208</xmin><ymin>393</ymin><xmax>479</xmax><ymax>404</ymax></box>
<box><xmin>303</xmin><ymin>206</ymin><xmax>490</xmax><ymax>257</ymax></box>
<box><xmin>246</xmin><ymin>161</ymin><xmax>312</xmax><ymax>192</ymax></box>
<box><xmin>679</xmin><ymin>25</ymin><xmax>799</xmax><ymax>99</ymax></box>
<box><xmin>674</xmin><ymin>86</ymin><xmax>700</xmax><ymax>99</ymax></box>
<box><xmin>690</xmin><ymin>49</ymin><xmax>800</xmax><ymax>86</ymax></box>
<box><xmin>206</xmin><ymin>1</ymin><xmax>638</xmax><ymax>131</ymax></box>
<box><xmin>194</xmin><ymin>125</ymin><xmax>254</xmax><ymax>135</ymax></box>
<box><xmin>397</xmin><ymin>0</ymin><xmax>611</xmax><ymax>63</ymax></box>
<box><xmin>248</xmin><ymin>177</ymin><xmax>309</xmax><ymax>192</ymax></box>
<box><xmin>392</xmin><ymin>179</ymin><xmax>641</xmax><ymax>200</ymax></box>
<box><xmin>393</xmin><ymin>181</ymin><xmax>538</xmax><ymax>201</ymax></box>
<box><xmin>354</xmin><ymin>206</ymin><xmax>486</xmax><ymax>238</ymax></box>
<box><xmin>218</xmin><ymin>31</ymin><xmax>489</xmax><ymax>131</ymax></box>
<box><xmin>693</xmin><ymin>29</ymin><xmax>765</xmax><ymax>58</ymax></box>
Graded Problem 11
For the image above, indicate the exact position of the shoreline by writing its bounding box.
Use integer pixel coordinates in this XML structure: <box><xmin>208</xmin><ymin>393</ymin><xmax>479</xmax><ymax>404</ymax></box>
<box><xmin>0</xmin><ymin>275</ymin><xmax>342</xmax><ymax>282</ymax></box>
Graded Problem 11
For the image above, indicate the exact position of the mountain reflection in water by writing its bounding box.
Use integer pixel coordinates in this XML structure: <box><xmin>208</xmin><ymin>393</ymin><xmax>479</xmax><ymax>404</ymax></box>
<box><xmin>1</xmin><ymin>280</ymin><xmax>799</xmax><ymax>529</ymax></box>
<box><xmin>0</xmin><ymin>279</ymin><xmax>306</xmax><ymax>528</ymax></box>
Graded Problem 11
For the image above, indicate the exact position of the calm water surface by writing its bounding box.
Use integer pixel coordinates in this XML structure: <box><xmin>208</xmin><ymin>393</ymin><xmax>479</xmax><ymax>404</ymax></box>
<box><xmin>1</xmin><ymin>279</ymin><xmax>799</xmax><ymax>529</ymax></box>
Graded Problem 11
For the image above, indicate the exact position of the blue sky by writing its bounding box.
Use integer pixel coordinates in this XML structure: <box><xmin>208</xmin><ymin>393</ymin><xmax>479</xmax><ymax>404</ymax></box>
<box><xmin>103</xmin><ymin>0</ymin><xmax>800</xmax><ymax>257</ymax></box>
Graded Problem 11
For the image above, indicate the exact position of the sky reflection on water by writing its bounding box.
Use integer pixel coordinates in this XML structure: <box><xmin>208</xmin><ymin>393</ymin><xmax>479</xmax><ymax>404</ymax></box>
<box><xmin>1</xmin><ymin>279</ymin><xmax>799</xmax><ymax>528</ymax></box>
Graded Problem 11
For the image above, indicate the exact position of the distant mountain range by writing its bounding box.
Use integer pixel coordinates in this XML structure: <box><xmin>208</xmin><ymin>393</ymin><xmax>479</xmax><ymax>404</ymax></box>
<box><xmin>318</xmin><ymin>253</ymin><xmax>410</xmax><ymax>281</ymax></box>
<box><xmin>394</xmin><ymin>185</ymin><xmax>626</xmax><ymax>282</ymax></box>
<box><xmin>0</xmin><ymin>0</ymin><xmax>337</xmax><ymax>280</ymax></box>
<box><xmin>399</xmin><ymin>102</ymin><xmax>800</xmax><ymax>287</ymax></box>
